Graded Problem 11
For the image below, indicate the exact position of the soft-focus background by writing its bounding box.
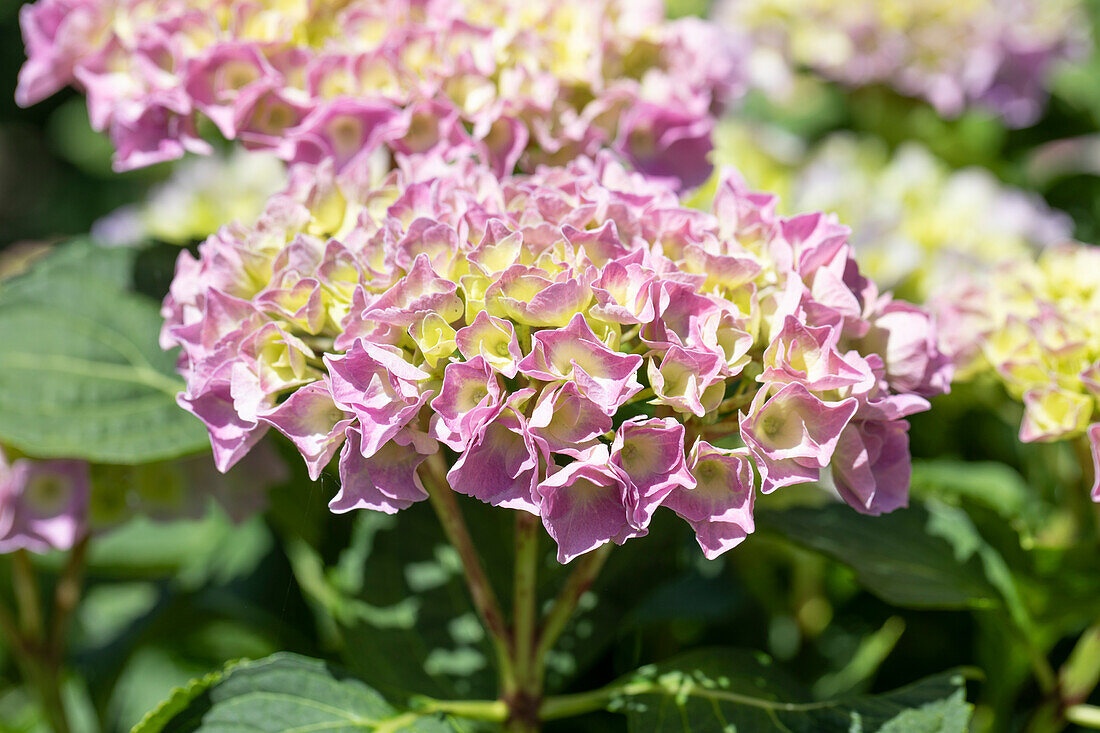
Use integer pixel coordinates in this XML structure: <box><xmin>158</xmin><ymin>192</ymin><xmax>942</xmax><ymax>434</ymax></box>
<box><xmin>4</xmin><ymin>1</ymin><xmax>1100</xmax><ymax>731</ymax></box>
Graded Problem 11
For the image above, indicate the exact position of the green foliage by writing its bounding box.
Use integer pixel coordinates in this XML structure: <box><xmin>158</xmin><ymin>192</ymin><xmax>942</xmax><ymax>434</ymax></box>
<box><xmin>910</xmin><ymin>460</ymin><xmax>1034</xmax><ymax>520</ymax></box>
<box><xmin>610</xmin><ymin>649</ymin><xmax>971</xmax><ymax>732</ymax></box>
<box><xmin>755</xmin><ymin>502</ymin><xmax>1005</xmax><ymax>609</ymax></box>
<box><xmin>278</xmin><ymin>498</ymin><xmax>506</xmax><ymax>701</ymax></box>
<box><xmin>0</xmin><ymin>239</ymin><xmax>208</xmax><ymax>463</ymax></box>
<box><xmin>132</xmin><ymin>653</ymin><xmax>456</xmax><ymax>733</ymax></box>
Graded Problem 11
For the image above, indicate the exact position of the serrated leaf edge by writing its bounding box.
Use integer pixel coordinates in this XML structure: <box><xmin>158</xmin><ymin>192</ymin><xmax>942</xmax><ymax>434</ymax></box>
<box><xmin>129</xmin><ymin>657</ymin><xmax>247</xmax><ymax>733</ymax></box>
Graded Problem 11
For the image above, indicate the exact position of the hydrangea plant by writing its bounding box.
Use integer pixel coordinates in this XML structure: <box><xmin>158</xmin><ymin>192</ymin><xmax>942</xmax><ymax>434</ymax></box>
<box><xmin>149</xmin><ymin>147</ymin><xmax>951</xmax><ymax>726</ymax></box>
<box><xmin>17</xmin><ymin>2</ymin><xmax>1100</xmax><ymax>732</ymax></box>
<box><xmin>0</xmin><ymin>441</ymin><xmax>278</xmax><ymax>733</ymax></box>
<box><xmin>94</xmin><ymin>149</ymin><xmax>288</xmax><ymax>246</ymax></box>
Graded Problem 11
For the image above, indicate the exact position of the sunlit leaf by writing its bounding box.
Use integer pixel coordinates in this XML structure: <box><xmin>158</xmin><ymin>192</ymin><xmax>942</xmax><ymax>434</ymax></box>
<box><xmin>0</xmin><ymin>240</ymin><xmax>208</xmax><ymax>463</ymax></box>
<box><xmin>132</xmin><ymin>653</ymin><xmax>457</xmax><ymax>733</ymax></box>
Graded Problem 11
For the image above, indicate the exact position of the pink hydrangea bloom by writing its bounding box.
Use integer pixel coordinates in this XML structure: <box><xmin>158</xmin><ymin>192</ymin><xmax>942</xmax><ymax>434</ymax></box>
<box><xmin>0</xmin><ymin>454</ymin><xmax>89</xmax><ymax>554</ymax></box>
<box><xmin>537</xmin><ymin>445</ymin><xmax>642</xmax><ymax>563</ymax></box>
<box><xmin>610</xmin><ymin>417</ymin><xmax>695</xmax><ymax>527</ymax></box>
<box><xmin>162</xmin><ymin>152</ymin><xmax>947</xmax><ymax>562</ymax></box>
<box><xmin>664</xmin><ymin>441</ymin><xmax>754</xmax><ymax>559</ymax></box>
<box><xmin>17</xmin><ymin>0</ymin><xmax>742</xmax><ymax>186</ymax></box>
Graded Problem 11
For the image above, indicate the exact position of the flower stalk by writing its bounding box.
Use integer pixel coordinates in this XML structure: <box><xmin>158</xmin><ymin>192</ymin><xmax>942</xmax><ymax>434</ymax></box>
<box><xmin>510</xmin><ymin>511</ymin><xmax>541</xmax><ymax>728</ymax></box>
<box><xmin>12</xmin><ymin>550</ymin><xmax>42</xmax><ymax>639</ymax></box>
<box><xmin>1</xmin><ymin>540</ymin><xmax>89</xmax><ymax>733</ymax></box>
<box><xmin>421</xmin><ymin>458</ymin><xmax>622</xmax><ymax>730</ymax></box>
<box><xmin>512</xmin><ymin>508</ymin><xmax>543</xmax><ymax>691</ymax></box>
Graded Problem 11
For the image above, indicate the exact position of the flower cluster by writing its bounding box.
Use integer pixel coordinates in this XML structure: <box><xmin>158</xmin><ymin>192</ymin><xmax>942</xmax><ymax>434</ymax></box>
<box><xmin>162</xmin><ymin>152</ymin><xmax>949</xmax><ymax>563</ymax></box>
<box><xmin>933</xmin><ymin>244</ymin><xmax>1100</xmax><ymax>497</ymax></box>
<box><xmin>714</xmin><ymin>0</ymin><xmax>1087</xmax><ymax>126</ymax></box>
<box><xmin>0</xmin><ymin>449</ymin><xmax>88</xmax><ymax>554</ymax></box>
<box><xmin>16</xmin><ymin>0</ymin><xmax>740</xmax><ymax>187</ymax></box>
<box><xmin>698</xmin><ymin>124</ymin><xmax>1072</xmax><ymax>301</ymax></box>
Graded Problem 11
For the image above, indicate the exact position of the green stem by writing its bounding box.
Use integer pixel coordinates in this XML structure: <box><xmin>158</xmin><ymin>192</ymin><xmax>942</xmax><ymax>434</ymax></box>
<box><xmin>0</xmin><ymin>596</ymin><xmax>23</xmax><ymax>654</ymax></box>
<box><xmin>49</xmin><ymin>535</ymin><xmax>89</xmax><ymax>664</ymax></box>
<box><xmin>541</xmin><ymin>684</ymin><xmax>625</xmax><ymax>721</ymax></box>
<box><xmin>7</xmin><ymin>550</ymin><xmax>74</xmax><ymax>733</ymax></box>
<box><xmin>509</xmin><ymin>512</ymin><xmax>542</xmax><ymax>730</ymax></box>
<box><xmin>410</xmin><ymin>696</ymin><xmax>509</xmax><ymax>721</ymax></box>
<box><xmin>1067</xmin><ymin>704</ymin><xmax>1100</xmax><ymax>729</ymax></box>
<box><xmin>1025</xmin><ymin>630</ymin><xmax>1058</xmax><ymax>697</ymax></box>
<box><xmin>532</xmin><ymin>544</ymin><xmax>612</xmax><ymax>692</ymax></box>
<box><xmin>31</xmin><ymin>662</ymin><xmax>71</xmax><ymax>733</ymax></box>
<box><xmin>12</xmin><ymin>550</ymin><xmax>43</xmax><ymax>640</ymax></box>
<box><xmin>513</xmin><ymin>512</ymin><xmax>539</xmax><ymax>690</ymax></box>
<box><xmin>421</xmin><ymin>455</ymin><xmax>514</xmax><ymax>691</ymax></box>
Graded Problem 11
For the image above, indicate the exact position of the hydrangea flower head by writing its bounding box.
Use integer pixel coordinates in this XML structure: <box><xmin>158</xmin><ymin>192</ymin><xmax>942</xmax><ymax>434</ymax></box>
<box><xmin>162</xmin><ymin>153</ymin><xmax>949</xmax><ymax>563</ymax></box>
<box><xmin>715</xmin><ymin>0</ymin><xmax>1088</xmax><ymax>126</ymax></box>
<box><xmin>17</xmin><ymin>0</ymin><xmax>741</xmax><ymax>187</ymax></box>
<box><xmin>934</xmin><ymin>243</ymin><xmax>1100</xmax><ymax>498</ymax></box>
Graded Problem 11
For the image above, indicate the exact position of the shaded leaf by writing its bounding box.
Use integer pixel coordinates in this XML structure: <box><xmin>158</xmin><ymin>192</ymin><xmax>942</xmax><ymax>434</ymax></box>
<box><xmin>756</xmin><ymin>503</ymin><xmax>1000</xmax><ymax>609</ymax></box>
<box><xmin>612</xmin><ymin>648</ymin><xmax>971</xmax><ymax>732</ymax></box>
<box><xmin>910</xmin><ymin>460</ymin><xmax>1034</xmax><ymax>521</ymax></box>
<box><xmin>286</xmin><ymin>502</ymin><xmax>500</xmax><ymax>701</ymax></box>
<box><xmin>0</xmin><ymin>678</ymin><xmax>100</xmax><ymax>733</ymax></box>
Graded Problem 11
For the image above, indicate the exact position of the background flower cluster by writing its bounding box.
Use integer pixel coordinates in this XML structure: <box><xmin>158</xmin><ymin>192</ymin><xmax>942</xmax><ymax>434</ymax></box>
<box><xmin>18</xmin><ymin>0</ymin><xmax>739</xmax><ymax>187</ymax></box>
<box><xmin>701</xmin><ymin>121</ymin><xmax>1073</xmax><ymax>301</ymax></box>
<box><xmin>933</xmin><ymin>244</ymin><xmax>1100</xmax><ymax>495</ymax></box>
<box><xmin>714</xmin><ymin>0</ymin><xmax>1088</xmax><ymax>126</ymax></box>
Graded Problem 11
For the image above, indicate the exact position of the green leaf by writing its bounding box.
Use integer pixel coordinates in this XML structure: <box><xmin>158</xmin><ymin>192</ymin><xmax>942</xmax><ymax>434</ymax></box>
<box><xmin>291</xmin><ymin>495</ymin><xmax>696</xmax><ymax>700</ymax></box>
<box><xmin>0</xmin><ymin>240</ymin><xmax>208</xmax><ymax>463</ymax></box>
<box><xmin>131</xmin><ymin>653</ymin><xmax>458</xmax><ymax>733</ymax></box>
<box><xmin>86</xmin><ymin>511</ymin><xmax>271</xmax><ymax>582</ymax></box>
<box><xmin>756</xmin><ymin>503</ymin><xmax>1001</xmax><ymax>609</ymax></box>
<box><xmin>611</xmin><ymin>649</ymin><xmax>971</xmax><ymax>733</ymax></box>
<box><xmin>910</xmin><ymin>460</ymin><xmax>1034</xmax><ymax>521</ymax></box>
<box><xmin>130</xmin><ymin>659</ymin><xmax>233</xmax><ymax>733</ymax></box>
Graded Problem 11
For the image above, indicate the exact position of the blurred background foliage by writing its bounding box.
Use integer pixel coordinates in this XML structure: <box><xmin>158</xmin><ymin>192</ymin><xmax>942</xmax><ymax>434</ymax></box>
<box><xmin>4</xmin><ymin>0</ymin><xmax>1100</xmax><ymax>732</ymax></box>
